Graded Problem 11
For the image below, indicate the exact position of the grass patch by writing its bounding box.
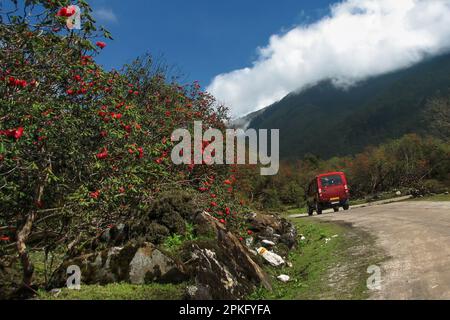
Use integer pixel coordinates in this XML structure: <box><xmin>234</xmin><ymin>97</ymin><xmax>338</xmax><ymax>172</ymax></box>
<box><xmin>414</xmin><ymin>193</ymin><xmax>450</xmax><ymax>201</ymax></box>
<box><xmin>37</xmin><ymin>282</ymin><xmax>186</xmax><ymax>300</ymax></box>
<box><xmin>350</xmin><ymin>198</ymin><xmax>368</xmax><ymax>206</ymax></box>
<box><xmin>29</xmin><ymin>250</ymin><xmax>64</xmax><ymax>287</ymax></box>
<box><xmin>284</xmin><ymin>206</ymin><xmax>307</xmax><ymax>217</ymax></box>
<box><xmin>250</xmin><ymin>218</ymin><xmax>386</xmax><ymax>300</ymax></box>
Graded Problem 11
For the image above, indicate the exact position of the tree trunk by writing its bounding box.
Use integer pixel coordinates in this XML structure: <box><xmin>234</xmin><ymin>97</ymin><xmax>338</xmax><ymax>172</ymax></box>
<box><xmin>15</xmin><ymin>161</ymin><xmax>49</xmax><ymax>292</ymax></box>
<box><xmin>16</xmin><ymin>211</ymin><xmax>37</xmax><ymax>289</ymax></box>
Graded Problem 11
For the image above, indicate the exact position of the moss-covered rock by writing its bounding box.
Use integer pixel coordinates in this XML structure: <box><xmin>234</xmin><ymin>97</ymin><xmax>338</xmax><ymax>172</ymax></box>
<box><xmin>48</xmin><ymin>242</ymin><xmax>188</xmax><ymax>289</ymax></box>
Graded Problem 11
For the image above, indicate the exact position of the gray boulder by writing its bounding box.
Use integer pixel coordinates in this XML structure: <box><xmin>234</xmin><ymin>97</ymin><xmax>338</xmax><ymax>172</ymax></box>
<box><xmin>49</xmin><ymin>242</ymin><xmax>187</xmax><ymax>288</ymax></box>
<box><xmin>188</xmin><ymin>212</ymin><xmax>272</xmax><ymax>300</ymax></box>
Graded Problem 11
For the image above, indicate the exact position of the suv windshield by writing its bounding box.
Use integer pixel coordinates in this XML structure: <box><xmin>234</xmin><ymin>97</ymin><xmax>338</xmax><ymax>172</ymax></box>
<box><xmin>320</xmin><ymin>175</ymin><xmax>343</xmax><ymax>187</ymax></box>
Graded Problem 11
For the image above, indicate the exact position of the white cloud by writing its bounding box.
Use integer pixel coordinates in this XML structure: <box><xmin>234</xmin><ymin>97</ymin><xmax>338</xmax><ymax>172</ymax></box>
<box><xmin>207</xmin><ymin>0</ymin><xmax>450</xmax><ymax>118</ymax></box>
<box><xmin>94</xmin><ymin>7</ymin><xmax>118</xmax><ymax>23</ymax></box>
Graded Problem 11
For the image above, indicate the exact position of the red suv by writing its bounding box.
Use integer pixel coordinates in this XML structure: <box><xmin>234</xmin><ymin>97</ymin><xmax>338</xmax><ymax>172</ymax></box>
<box><xmin>306</xmin><ymin>172</ymin><xmax>350</xmax><ymax>216</ymax></box>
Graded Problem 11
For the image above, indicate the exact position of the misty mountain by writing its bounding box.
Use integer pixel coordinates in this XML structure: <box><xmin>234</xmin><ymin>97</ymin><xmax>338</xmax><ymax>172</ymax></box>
<box><xmin>246</xmin><ymin>53</ymin><xmax>450</xmax><ymax>160</ymax></box>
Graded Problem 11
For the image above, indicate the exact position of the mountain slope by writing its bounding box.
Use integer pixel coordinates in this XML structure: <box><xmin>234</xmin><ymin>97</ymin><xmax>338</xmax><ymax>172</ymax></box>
<box><xmin>248</xmin><ymin>53</ymin><xmax>450</xmax><ymax>159</ymax></box>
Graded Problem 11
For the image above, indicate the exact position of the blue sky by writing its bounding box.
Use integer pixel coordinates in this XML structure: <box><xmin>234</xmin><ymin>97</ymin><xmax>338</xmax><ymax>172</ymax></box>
<box><xmin>90</xmin><ymin>0</ymin><xmax>335</xmax><ymax>87</ymax></box>
<box><xmin>87</xmin><ymin>0</ymin><xmax>450</xmax><ymax>117</ymax></box>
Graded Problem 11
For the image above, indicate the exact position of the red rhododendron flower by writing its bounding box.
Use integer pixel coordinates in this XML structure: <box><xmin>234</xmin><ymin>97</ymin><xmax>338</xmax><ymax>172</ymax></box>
<box><xmin>96</xmin><ymin>148</ymin><xmax>108</xmax><ymax>160</ymax></box>
<box><xmin>219</xmin><ymin>219</ymin><xmax>226</xmax><ymax>224</ymax></box>
<box><xmin>0</xmin><ymin>236</ymin><xmax>10</xmax><ymax>242</ymax></box>
<box><xmin>1</xmin><ymin>127</ymin><xmax>24</xmax><ymax>140</ymax></box>
<box><xmin>137</xmin><ymin>147</ymin><xmax>144</xmax><ymax>159</ymax></box>
<box><xmin>56</xmin><ymin>7</ymin><xmax>68</xmax><ymax>17</ymax></box>
<box><xmin>111</xmin><ymin>113</ymin><xmax>122</xmax><ymax>120</ymax></box>
<box><xmin>123</xmin><ymin>125</ymin><xmax>132</xmax><ymax>133</ymax></box>
<box><xmin>17</xmin><ymin>79</ymin><xmax>27</xmax><ymax>88</ymax></box>
<box><xmin>247</xmin><ymin>230</ymin><xmax>253</xmax><ymax>235</ymax></box>
<box><xmin>13</xmin><ymin>127</ymin><xmax>24</xmax><ymax>140</ymax></box>
<box><xmin>96</xmin><ymin>41</ymin><xmax>107</xmax><ymax>49</ymax></box>
<box><xmin>224</xmin><ymin>179</ymin><xmax>232</xmax><ymax>185</ymax></box>
<box><xmin>56</xmin><ymin>7</ymin><xmax>75</xmax><ymax>17</ymax></box>
<box><xmin>210</xmin><ymin>201</ymin><xmax>218</xmax><ymax>207</ymax></box>
<box><xmin>89</xmin><ymin>190</ymin><xmax>100</xmax><ymax>199</ymax></box>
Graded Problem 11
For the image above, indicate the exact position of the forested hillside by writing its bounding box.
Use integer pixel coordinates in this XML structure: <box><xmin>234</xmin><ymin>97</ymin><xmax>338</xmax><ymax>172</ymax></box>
<box><xmin>249</xmin><ymin>53</ymin><xmax>450</xmax><ymax>159</ymax></box>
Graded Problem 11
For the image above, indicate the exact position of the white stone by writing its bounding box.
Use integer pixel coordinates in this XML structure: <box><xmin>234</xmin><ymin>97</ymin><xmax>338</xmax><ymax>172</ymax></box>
<box><xmin>277</xmin><ymin>275</ymin><xmax>290</xmax><ymax>283</ymax></box>
<box><xmin>262</xmin><ymin>240</ymin><xmax>276</xmax><ymax>246</ymax></box>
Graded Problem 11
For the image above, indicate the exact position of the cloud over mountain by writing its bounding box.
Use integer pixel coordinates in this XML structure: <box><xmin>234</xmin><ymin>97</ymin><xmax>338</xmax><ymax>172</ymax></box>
<box><xmin>207</xmin><ymin>0</ymin><xmax>450</xmax><ymax>117</ymax></box>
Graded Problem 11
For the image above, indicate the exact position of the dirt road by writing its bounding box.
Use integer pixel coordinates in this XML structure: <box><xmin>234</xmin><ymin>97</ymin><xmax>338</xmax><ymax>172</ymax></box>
<box><xmin>314</xmin><ymin>201</ymin><xmax>450</xmax><ymax>300</ymax></box>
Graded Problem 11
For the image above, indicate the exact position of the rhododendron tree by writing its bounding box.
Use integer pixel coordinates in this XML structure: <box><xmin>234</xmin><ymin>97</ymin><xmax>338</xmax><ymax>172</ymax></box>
<box><xmin>0</xmin><ymin>0</ymin><xmax>245</xmax><ymax>293</ymax></box>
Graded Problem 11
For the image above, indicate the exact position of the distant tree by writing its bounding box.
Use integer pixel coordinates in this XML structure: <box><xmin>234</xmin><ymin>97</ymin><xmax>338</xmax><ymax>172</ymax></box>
<box><xmin>424</xmin><ymin>94</ymin><xmax>450</xmax><ymax>140</ymax></box>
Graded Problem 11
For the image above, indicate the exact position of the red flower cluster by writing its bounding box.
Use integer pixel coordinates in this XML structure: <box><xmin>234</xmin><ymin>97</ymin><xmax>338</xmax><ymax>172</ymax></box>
<box><xmin>96</xmin><ymin>42</ymin><xmax>107</xmax><ymax>49</ymax></box>
<box><xmin>96</xmin><ymin>148</ymin><xmax>108</xmax><ymax>160</ymax></box>
<box><xmin>0</xmin><ymin>235</ymin><xmax>10</xmax><ymax>242</ymax></box>
<box><xmin>56</xmin><ymin>6</ymin><xmax>76</xmax><ymax>17</ymax></box>
<box><xmin>7</xmin><ymin>77</ymin><xmax>29</xmax><ymax>88</ymax></box>
<box><xmin>0</xmin><ymin>127</ymin><xmax>24</xmax><ymax>140</ymax></box>
<box><xmin>155</xmin><ymin>150</ymin><xmax>169</xmax><ymax>164</ymax></box>
<box><xmin>137</xmin><ymin>147</ymin><xmax>144</xmax><ymax>159</ymax></box>
<box><xmin>89</xmin><ymin>190</ymin><xmax>100</xmax><ymax>199</ymax></box>
<box><xmin>111</xmin><ymin>112</ymin><xmax>122</xmax><ymax>120</ymax></box>
<box><xmin>128</xmin><ymin>146</ymin><xmax>144</xmax><ymax>159</ymax></box>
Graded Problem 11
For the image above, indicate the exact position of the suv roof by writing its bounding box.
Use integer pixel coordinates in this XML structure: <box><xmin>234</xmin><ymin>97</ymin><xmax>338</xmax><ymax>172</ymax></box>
<box><xmin>316</xmin><ymin>171</ymin><xmax>345</xmax><ymax>178</ymax></box>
